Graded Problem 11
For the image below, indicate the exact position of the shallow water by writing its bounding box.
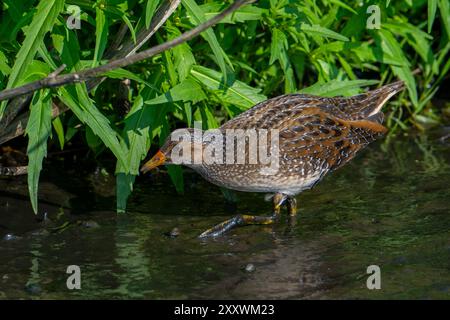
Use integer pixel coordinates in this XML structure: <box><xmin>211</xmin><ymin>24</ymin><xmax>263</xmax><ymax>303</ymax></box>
<box><xmin>0</xmin><ymin>134</ymin><xmax>449</xmax><ymax>299</ymax></box>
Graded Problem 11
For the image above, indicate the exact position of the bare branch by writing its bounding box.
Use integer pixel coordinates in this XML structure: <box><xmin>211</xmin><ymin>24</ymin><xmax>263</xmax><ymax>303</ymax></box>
<box><xmin>0</xmin><ymin>0</ymin><xmax>248</xmax><ymax>103</ymax></box>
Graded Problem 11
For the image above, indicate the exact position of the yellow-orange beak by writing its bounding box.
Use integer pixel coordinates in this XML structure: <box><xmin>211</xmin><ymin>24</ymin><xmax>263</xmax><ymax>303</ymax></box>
<box><xmin>140</xmin><ymin>150</ymin><xmax>166</xmax><ymax>174</ymax></box>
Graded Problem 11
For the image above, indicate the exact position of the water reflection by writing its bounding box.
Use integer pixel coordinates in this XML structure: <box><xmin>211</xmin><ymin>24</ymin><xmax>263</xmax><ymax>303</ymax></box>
<box><xmin>0</xmin><ymin>133</ymin><xmax>449</xmax><ymax>299</ymax></box>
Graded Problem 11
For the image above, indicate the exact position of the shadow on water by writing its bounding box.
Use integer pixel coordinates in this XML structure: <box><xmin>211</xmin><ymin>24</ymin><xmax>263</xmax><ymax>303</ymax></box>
<box><xmin>0</xmin><ymin>133</ymin><xmax>449</xmax><ymax>299</ymax></box>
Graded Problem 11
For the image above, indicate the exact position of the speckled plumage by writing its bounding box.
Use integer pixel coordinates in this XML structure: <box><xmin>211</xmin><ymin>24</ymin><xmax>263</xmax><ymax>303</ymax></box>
<box><xmin>181</xmin><ymin>81</ymin><xmax>404</xmax><ymax>196</ymax></box>
<box><xmin>141</xmin><ymin>81</ymin><xmax>405</xmax><ymax>237</ymax></box>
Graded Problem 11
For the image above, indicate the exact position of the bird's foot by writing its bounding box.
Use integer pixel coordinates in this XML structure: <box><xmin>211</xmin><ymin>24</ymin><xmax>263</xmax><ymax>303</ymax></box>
<box><xmin>198</xmin><ymin>214</ymin><xmax>277</xmax><ymax>238</ymax></box>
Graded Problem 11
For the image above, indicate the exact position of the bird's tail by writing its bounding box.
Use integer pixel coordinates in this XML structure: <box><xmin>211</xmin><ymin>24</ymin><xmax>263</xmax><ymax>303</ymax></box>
<box><xmin>346</xmin><ymin>80</ymin><xmax>405</xmax><ymax>123</ymax></box>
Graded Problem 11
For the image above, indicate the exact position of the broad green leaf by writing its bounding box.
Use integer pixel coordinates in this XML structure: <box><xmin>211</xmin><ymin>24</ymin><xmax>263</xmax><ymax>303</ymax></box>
<box><xmin>270</xmin><ymin>28</ymin><xmax>296</xmax><ymax>93</ymax></box>
<box><xmin>378</xmin><ymin>29</ymin><xmax>418</xmax><ymax>106</ymax></box>
<box><xmin>116</xmin><ymin>173</ymin><xmax>136</xmax><ymax>213</ymax></box>
<box><xmin>352</xmin><ymin>42</ymin><xmax>407</xmax><ymax>66</ymax></box>
<box><xmin>16</xmin><ymin>60</ymin><xmax>51</xmax><ymax>86</ymax></box>
<box><xmin>47</xmin><ymin>26</ymin><xmax>129</xmax><ymax>169</ymax></box>
<box><xmin>26</xmin><ymin>90</ymin><xmax>52</xmax><ymax>214</ymax></box>
<box><xmin>182</xmin><ymin>0</ymin><xmax>233</xmax><ymax>77</ymax></box>
<box><xmin>270</xmin><ymin>28</ymin><xmax>288</xmax><ymax>65</ymax></box>
<box><xmin>384</xmin><ymin>22</ymin><xmax>438</xmax><ymax>74</ymax></box>
<box><xmin>92</xmin><ymin>6</ymin><xmax>108</xmax><ymax>67</ymax></box>
<box><xmin>0</xmin><ymin>0</ymin><xmax>64</xmax><ymax>118</ymax></box>
<box><xmin>190</xmin><ymin>66</ymin><xmax>266</xmax><ymax>110</ymax></box>
<box><xmin>115</xmin><ymin>75</ymin><xmax>163</xmax><ymax>212</ymax></box>
<box><xmin>58</xmin><ymin>84</ymin><xmax>129</xmax><ymax>169</ymax></box>
<box><xmin>299</xmin><ymin>79</ymin><xmax>379</xmax><ymax>97</ymax></box>
<box><xmin>299</xmin><ymin>23</ymin><xmax>349</xmax><ymax>41</ymax></box>
<box><xmin>145</xmin><ymin>77</ymin><xmax>207</xmax><ymax>105</ymax></box>
<box><xmin>167</xmin><ymin>24</ymin><xmax>196</xmax><ymax>81</ymax></box>
<box><xmin>104</xmin><ymin>68</ymin><xmax>160</xmax><ymax>91</ymax></box>
<box><xmin>200</xmin><ymin>3</ymin><xmax>266</xmax><ymax>23</ymax></box>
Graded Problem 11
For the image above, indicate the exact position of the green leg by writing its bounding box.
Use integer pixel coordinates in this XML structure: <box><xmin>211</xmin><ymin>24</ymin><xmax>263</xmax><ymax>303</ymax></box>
<box><xmin>286</xmin><ymin>197</ymin><xmax>297</xmax><ymax>217</ymax></box>
<box><xmin>198</xmin><ymin>193</ymin><xmax>287</xmax><ymax>238</ymax></box>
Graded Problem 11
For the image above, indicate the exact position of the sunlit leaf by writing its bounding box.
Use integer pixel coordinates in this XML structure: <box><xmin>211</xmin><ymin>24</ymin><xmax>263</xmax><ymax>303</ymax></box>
<box><xmin>190</xmin><ymin>66</ymin><xmax>266</xmax><ymax>110</ymax></box>
<box><xmin>0</xmin><ymin>0</ymin><xmax>64</xmax><ymax>118</ymax></box>
<box><xmin>26</xmin><ymin>90</ymin><xmax>52</xmax><ymax>214</ymax></box>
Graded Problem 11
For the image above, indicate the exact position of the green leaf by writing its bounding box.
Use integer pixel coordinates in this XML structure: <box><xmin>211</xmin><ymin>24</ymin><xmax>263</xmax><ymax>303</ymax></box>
<box><xmin>0</xmin><ymin>50</ymin><xmax>11</xmax><ymax>76</ymax></box>
<box><xmin>270</xmin><ymin>28</ymin><xmax>296</xmax><ymax>93</ymax></box>
<box><xmin>182</xmin><ymin>0</ymin><xmax>233</xmax><ymax>77</ymax></box>
<box><xmin>299</xmin><ymin>23</ymin><xmax>349</xmax><ymax>42</ymax></box>
<box><xmin>26</xmin><ymin>90</ymin><xmax>52</xmax><ymax>214</ymax></box>
<box><xmin>200</xmin><ymin>3</ymin><xmax>266</xmax><ymax>23</ymax></box>
<box><xmin>16</xmin><ymin>60</ymin><xmax>51</xmax><ymax>86</ymax></box>
<box><xmin>144</xmin><ymin>77</ymin><xmax>207</xmax><ymax>105</ymax></box>
<box><xmin>145</xmin><ymin>0</ymin><xmax>161</xmax><ymax>29</ymax></box>
<box><xmin>378</xmin><ymin>29</ymin><xmax>418</xmax><ymax>106</ymax></box>
<box><xmin>190</xmin><ymin>66</ymin><xmax>266</xmax><ymax>110</ymax></box>
<box><xmin>0</xmin><ymin>0</ymin><xmax>64</xmax><ymax>118</ymax></box>
<box><xmin>115</xmin><ymin>75</ymin><xmax>163</xmax><ymax>212</ymax></box>
<box><xmin>92</xmin><ymin>6</ymin><xmax>108</xmax><ymax>67</ymax></box>
<box><xmin>384</xmin><ymin>22</ymin><xmax>438</xmax><ymax>74</ymax></box>
<box><xmin>167</xmin><ymin>24</ymin><xmax>196</xmax><ymax>81</ymax></box>
<box><xmin>52</xmin><ymin>116</ymin><xmax>65</xmax><ymax>150</ymax></box>
<box><xmin>104</xmin><ymin>6</ymin><xmax>136</xmax><ymax>44</ymax></box>
<box><xmin>167</xmin><ymin>165</ymin><xmax>184</xmax><ymax>194</ymax></box>
<box><xmin>428</xmin><ymin>0</ymin><xmax>438</xmax><ymax>33</ymax></box>
<box><xmin>438</xmin><ymin>0</ymin><xmax>450</xmax><ymax>38</ymax></box>
<box><xmin>58</xmin><ymin>84</ymin><xmax>129</xmax><ymax>169</ymax></box>
<box><xmin>299</xmin><ymin>79</ymin><xmax>380</xmax><ymax>97</ymax></box>
<box><xmin>328</xmin><ymin>0</ymin><xmax>357</xmax><ymax>14</ymax></box>
<box><xmin>116</xmin><ymin>173</ymin><xmax>136</xmax><ymax>213</ymax></box>
<box><xmin>103</xmin><ymin>68</ymin><xmax>160</xmax><ymax>91</ymax></box>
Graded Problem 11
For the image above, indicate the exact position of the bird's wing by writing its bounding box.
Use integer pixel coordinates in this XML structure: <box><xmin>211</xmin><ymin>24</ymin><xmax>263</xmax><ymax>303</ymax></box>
<box><xmin>278</xmin><ymin>107</ymin><xmax>387</xmax><ymax>171</ymax></box>
<box><xmin>221</xmin><ymin>80</ymin><xmax>403</xmax><ymax>131</ymax></box>
<box><xmin>220</xmin><ymin>94</ymin><xmax>319</xmax><ymax>130</ymax></box>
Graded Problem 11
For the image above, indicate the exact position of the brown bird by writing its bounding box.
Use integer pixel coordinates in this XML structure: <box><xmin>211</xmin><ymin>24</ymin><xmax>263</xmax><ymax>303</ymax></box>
<box><xmin>141</xmin><ymin>81</ymin><xmax>405</xmax><ymax>237</ymax></box>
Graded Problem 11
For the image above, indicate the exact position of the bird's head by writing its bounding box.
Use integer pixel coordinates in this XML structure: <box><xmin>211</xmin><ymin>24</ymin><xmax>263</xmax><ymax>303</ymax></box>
<box><xmin>140</xmin><ymin>128</ymin><xmax>203</xmax><ymax>174</ymax></box>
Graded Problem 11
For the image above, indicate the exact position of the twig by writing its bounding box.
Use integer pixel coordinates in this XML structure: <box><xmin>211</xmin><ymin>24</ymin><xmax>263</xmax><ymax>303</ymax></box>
<box><xmin>48</xmin><ymin>64</ymin><xmax>67</xmax><ymax>78</ymax></box>
<box><xmin>87</xmin><ymin>0</ymin><xmax>181</xmax><ymax>91</ymax></box>
<box><xmin>0</xmin><ymin>0</ymin><xmax>248</xmax><ymax>102</ymax></box>
<box><xmin>120</xmin><ymin>0</ymin><xmax>182</xmax><ymax>57</ymax></box>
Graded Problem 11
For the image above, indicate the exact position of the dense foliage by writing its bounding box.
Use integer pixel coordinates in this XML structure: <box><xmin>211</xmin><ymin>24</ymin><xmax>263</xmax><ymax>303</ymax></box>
<box><xmin>0</xmin><ymin>0</ymin><xmax>449</xmax><ymax>213</ymax></box>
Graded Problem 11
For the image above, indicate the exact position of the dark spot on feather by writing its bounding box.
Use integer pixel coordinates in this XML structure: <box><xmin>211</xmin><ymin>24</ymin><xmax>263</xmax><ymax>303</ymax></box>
<box><xmin>319</xmin><ymin>127</ymin><xmax>330</xmax><ymax>134</ymax></box>
<box><xmin>334</xmin><ymin>140</ymin><xmax>344</xmax><ymax>148</ymax></box>
<box><xmin>334</xmin><ymin>129</ymin><xmax>342</xmax><ymax>137</ymax></box>
<box><xmin>292</xmin><ymin>125</ymin><xmax>305</xmax><ymax>133</ymax></box>
<box><xmin>324</xmin><ymin>118</ymin><xmax>336</xmax><ymax>126</ymax></box>
<box><xmin>341</xmin><ymin>146</ymin><xmax>351</xmax><ymax>155</ymax></box>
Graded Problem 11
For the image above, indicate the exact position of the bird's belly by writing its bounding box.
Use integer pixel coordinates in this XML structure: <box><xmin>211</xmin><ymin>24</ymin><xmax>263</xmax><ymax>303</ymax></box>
<box><xmin>194</xmin><ymin>164</ymin><xmax>324</xmax><ymax>195</ymax></box>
